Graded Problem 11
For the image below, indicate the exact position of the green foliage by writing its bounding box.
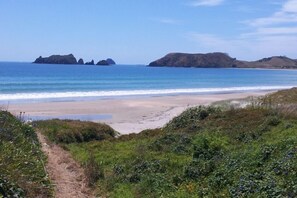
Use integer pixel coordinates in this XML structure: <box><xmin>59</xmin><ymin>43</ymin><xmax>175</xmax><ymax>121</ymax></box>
<box><xmin>0</xmin><ymin>176</ymin><xmax>24</xmax><ymax>198</ymax></box>
<box><xmin>35</xmin><ymin>88</ymin><xmax>297</xmax><ymax>197</ymax></box>
<box><xmin>42</xmin><ymin>107</ymin><xmax>296</xmax><ymax>197</ymax></box>
<box><xmin>149</xmin><ymin>134</ymin><xmax>192</xmax><ymax>154</ymax></box>
<box><xmin>0</xmin><ymin>111</ymin><xmax>52</xmax><ymax>197</ymax></box>
<box><xmin>262</xmin><ymin>87</ymin><xmax>297</xmax><ymax>105</ymax></box>
<box><xmin>84</xmin><ymin>153</ymin><xmax>104</xmax><ymax>186</ymax></box>
<box><xmin>165</xmin><ymin>106</ymin><xmax>221</xmax><ymax>132</ymax></box>
<box><xmin>34</xmin><ymin>119</ymin><xmax>117</xmax><ymax>143</ymax></box>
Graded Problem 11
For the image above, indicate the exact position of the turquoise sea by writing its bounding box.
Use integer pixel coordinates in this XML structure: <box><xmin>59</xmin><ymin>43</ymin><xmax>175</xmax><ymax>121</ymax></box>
<box><xmin>1</xmin><ymin>62</ymin><xmax>297</xmax><ymax>103</ymax></box>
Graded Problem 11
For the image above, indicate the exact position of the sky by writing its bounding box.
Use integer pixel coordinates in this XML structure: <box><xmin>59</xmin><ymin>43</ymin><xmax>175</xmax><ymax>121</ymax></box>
<box><xmin>0</xmin><ymin>0</ymin><xmax>297</xmax><ymax>64</ymax></box>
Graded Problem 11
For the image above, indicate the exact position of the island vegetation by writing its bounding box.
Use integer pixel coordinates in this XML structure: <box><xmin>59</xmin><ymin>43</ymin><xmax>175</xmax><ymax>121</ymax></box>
<box><xmin>1</xmin><ymin>88</ymin><xmax>297</xmax><ymax>197</ymax></box>
<box><xmin>149</xmin><ymin>52</ymin><xmax>297</xmax><ymax>69</ymax></box>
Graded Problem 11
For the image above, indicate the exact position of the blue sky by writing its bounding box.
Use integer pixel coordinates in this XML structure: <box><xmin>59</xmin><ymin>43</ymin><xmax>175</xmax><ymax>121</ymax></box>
<box><xmin>0</xmin><ymin>0</ymin><xmax>297</xmax><ymax>64</ymax></box>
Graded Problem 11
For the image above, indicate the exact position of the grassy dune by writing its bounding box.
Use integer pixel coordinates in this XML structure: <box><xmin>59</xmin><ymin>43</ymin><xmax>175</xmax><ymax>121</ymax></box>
<box><xmin>34</xmin><ymin>119</ymin><xmax>118</xmax><ymax>144</ymax></box>
<box><xmin>3</xmin><ymin>88</ymin><xmax>296</xmax><ymax>197</ymax></box>
<box><xmin>35</xmin><ymin>88</ymin><xmax>297</xmax><ymax>197</ymax></box>
<box><xmin>0</xmin><ymin>111</ymin><xmax>53</xmax><ymax>197</ymax></box>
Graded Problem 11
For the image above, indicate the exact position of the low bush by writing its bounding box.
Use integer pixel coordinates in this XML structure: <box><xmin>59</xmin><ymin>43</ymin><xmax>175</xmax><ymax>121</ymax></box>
<box><xmin>0</xmin><ymin>176</ymin><xmax>24</xmax><ymax>198</ymax></box>
<box><xmin>34</xmin><ymin>119</ymin><xmax>117</xmax><ymax>143</ymax></box>
<box><xmin>84</xmin><ymin>153</ymin><xmax>104</xmax><ymax>186</ymax></box>
<box><xmin>165</xmin><ymin>106</ymin><xmax>221</xmax><ymax>132</ymax></box>
<box><xmin>149</xmin><ymin>134</ymin><xmax>192</xmax><ymax>154</ymax></box>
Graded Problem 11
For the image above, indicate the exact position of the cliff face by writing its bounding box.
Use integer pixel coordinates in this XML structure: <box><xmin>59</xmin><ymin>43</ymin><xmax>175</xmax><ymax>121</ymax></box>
<box><xmin>149</xmin><ymin>53</ymin><xmax>297</xmax><ymax>69</ymax></box>
<box><xmin>33</xmin><ymin>54</ymin><xmax>77</xmax><ymax>64</ymax></box>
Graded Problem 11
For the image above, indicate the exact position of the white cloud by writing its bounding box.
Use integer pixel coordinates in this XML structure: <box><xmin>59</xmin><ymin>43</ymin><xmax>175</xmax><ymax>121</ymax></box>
<box><xmin>189</xmin><ymin>0</ymin><xmax>224</xmax><ymax>7</ymax></box>
<box><xmin>248</xmin><ymin>12</ymin><xmax>297</xmax><ymax>27</ymax></box>
<box><xmin>185</xmin><ymin>0</ymin><xmax>297</xmax><ymax>60</ymax></box>
<box><xmin>236</xmin><ymin>0</ymin><xmax>297</xmax><ymax>59</ymax></box>
<box><xmin>187</xmin><ymin>33</ymin><xmax>252</xmax><ymax>58</ymax></box>
<box><xmin>283</xmin><ymin>0</ymin><xmax>297</xmax><ymax>13</ymax></box>
<box><xmin>242</xmin><ymin>27</ymin><xmax>297</xmax><ymax>36</ymax></box>
<box><xmin>187</xmin><ymin>32</ymin><xmax>297</xmax><ymax>60</ymax></box>
<box><xmin>247</xmin><ymin>0</ymin><xmax>297</xmax><ymax>27</ymax></box>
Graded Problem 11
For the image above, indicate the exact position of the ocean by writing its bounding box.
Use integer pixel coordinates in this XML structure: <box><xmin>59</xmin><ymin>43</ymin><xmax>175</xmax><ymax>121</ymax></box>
<box><xmin>1</xmin><ymin>62</ymin><xmax>297</xmax><ymax>103</ymax></box>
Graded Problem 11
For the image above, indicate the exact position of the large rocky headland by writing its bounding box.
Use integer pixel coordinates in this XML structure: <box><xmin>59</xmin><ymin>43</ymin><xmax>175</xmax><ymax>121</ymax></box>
<box><xmin>149</xmin><ymin>52</ymin><xmax>297</xmax><ymax>69</ymax></box>
<box><xmin>33</xmin><ymin>54</ymin><xmax>116</xmax><ymax>66</ymax></box>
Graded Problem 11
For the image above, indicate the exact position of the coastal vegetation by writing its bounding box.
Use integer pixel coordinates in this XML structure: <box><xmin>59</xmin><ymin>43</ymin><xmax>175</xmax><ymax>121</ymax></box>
<box><xmin>1</xmin><ymin>88</ymin><xmax>296</xmax><ymax>197</ymax></box>
<box><xmin>34</xmin><ymin>119</ymin><xmax>117</xmax><ymax>144</ymax></box>
<box><xmin>0</xmin><ymin>111</ymin><xmax>53</xmax><ymax>197</ymax></box>
<box><xmin>33</xmin><ymin>88</ymin><xmax>297</xmax><ymax>197</ymax></box>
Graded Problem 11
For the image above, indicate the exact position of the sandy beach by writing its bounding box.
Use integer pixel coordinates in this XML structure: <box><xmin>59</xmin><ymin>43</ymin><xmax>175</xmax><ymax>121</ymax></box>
<box><xmin>7</xmin><ymin>92</ymin><xmax>270</xmax><ymax>134</ymax></box>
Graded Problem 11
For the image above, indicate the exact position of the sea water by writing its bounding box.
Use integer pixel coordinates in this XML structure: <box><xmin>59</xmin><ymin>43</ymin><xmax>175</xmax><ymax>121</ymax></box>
<box><xmin>1</xmin><ymin>62</ymin><xmax>297</xmax><ymax>103</ymax></box>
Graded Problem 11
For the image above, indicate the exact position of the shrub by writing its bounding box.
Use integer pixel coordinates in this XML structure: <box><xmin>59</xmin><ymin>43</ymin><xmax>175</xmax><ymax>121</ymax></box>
<box><xmin>184</xmin><ymin>160</ymin><xmax>215</xmax><ymax>180</ymax></box>
<box><xmin>0</xmin><ymin>176</ymin><xmax>24</xmax><ymax>198</ymax></box>
<box><xmin>149</xmin><ymin>134</ymin><xmax>192</xmax><ymax>154</ymax></box>
<box><xmin>34</xmin><ymin>119</ymin><xmax>117</xmax><ymax>143</ymax></box>
<box><xmin>192</xmin><ymin>137</ymin><xmax>222</xmax><ymax>160</ymax></box>
<box><xmin>266</xmin><ymin>116</ymin><xmax>281</xmax><ymax>126</ymax></box>
<box><xmin>84</xmin><ymin>154</ymin><xmax>104</xmax><ymax>186</ymax></box>
<box><xmin>165</xmin><ymin>106</ymin><xmax>221</xmax><ymax>132</ymax></box>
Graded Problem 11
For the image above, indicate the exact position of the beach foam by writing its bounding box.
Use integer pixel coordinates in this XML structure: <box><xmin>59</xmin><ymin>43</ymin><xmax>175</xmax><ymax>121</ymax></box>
<box><xmin>0</xmin><ymin>86</ymin><xmax>294</xmax><ymax>101</ymax></box>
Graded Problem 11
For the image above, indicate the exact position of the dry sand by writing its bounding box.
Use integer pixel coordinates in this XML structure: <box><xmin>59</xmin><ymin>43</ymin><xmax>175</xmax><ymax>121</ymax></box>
<box><xmin>8</xmin><ymin>92</ymin><xmax>270</xmax><ymax>134</ymax></box>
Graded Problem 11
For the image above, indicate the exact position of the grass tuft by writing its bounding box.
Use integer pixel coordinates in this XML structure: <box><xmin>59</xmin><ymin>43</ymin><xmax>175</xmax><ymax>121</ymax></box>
<box><xmin>0</xmin><ymin>111</ymin><xmax>53</xmax><ymax>197</ymax></box>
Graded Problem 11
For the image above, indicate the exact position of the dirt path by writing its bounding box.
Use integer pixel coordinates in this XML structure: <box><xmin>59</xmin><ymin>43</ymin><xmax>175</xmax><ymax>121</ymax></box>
<box><xmin>37</xmin><ymin>132</ymin><xmax>94</xmax><ymax>198</ymax></box>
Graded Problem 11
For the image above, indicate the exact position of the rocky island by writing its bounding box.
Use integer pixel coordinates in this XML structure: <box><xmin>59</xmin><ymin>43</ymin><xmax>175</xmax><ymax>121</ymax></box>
<box><xmin>85</xmin><ymin>60</ymin><xmax>95</xmax><ymax>65</ymax></box>
<box><xmin>33</xmin><ymin>54</ymin><xmax>78</xmax><ymax>64</ymax></box>
<box><xmin>106</xmin><ymin>58</ymin><xmax>116</xmax><ymax>65</ymax></box>
<box><xmin>149</xmin><ymin>52</ymin><xmax>297</xmax><ymax>69</ymax></box>
<box><xmin>96</xmin><ymin>60</ymin><xmax>109</xmax><ymax>65</ymax></box>
<box><xmin>33</xmin><ymin>54</ymin><xmax>116</xmax><ymax>66</ymax></box>
<box><xmin>78</xmin><ymin>58</ymin><xmax>84</xmax><ymax>65</ymax></box>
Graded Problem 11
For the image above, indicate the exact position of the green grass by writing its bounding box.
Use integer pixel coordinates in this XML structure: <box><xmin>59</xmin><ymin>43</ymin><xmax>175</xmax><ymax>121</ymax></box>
<box><xmin>35</xmin><ymin>89</ymin><xmax>297</xmax><ymax>197</ymax></box>
<box><xmin>50</xmin><ymin>107</ymin><xmax>296</xmax><ymax>197</ymax></box>
<box><xmin>262</xmin><ymin>87</ymin><xmax>297</xmax><ymax>104</ymax></box>
<box><xmin>34</xmin><ymin>119</ymin><xmax>118</xmax><ymax>143</ymax></box>
<box><xmin>0</xmin><ymin>111</ymin><xmax>53</xmax><ymax>197</ymax></box>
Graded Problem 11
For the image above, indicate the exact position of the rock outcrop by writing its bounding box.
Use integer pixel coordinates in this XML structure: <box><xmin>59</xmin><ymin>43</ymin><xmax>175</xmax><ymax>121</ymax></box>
<box><xmin>78</xmin><ymin>58</ymin><xmax>84</xmax><ymax>65</ymax></box>
<box><xmin>85</xmin><ymin>60</ymin><xmax>95</xmax><ymax>65</ymax></box>
<box><xmin>96</xmin><ymin>60</ymin><xmax>109</xmax><ymax>65</ymax></box>
<box><xmin>106</xmin><ymin>58</ymin><xmax>116</xmax><ymax>65</ymax></box>
<box><xmin>149</xmin><ymin>53</ymin><xmax>297</xmax><ymax>69</ymax></box>
<box><xmin>33</xmin><ymin>54</ymin><xmax>77</xmax><ymax>64</ymax></box>
<box><xmin>33</xmin><ymin>54</ymin><xmax>116</xmax><ymax>66</ymax></box>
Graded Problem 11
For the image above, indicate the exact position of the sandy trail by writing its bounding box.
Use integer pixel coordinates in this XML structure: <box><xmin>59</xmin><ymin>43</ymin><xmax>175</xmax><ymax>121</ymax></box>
<box><xmin>37</xmin><ymin>132</ymin><xmax>94</xmax><ymax>198</ymax></box>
